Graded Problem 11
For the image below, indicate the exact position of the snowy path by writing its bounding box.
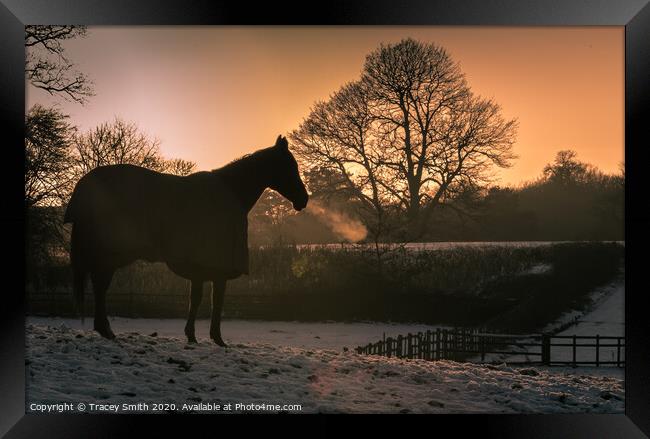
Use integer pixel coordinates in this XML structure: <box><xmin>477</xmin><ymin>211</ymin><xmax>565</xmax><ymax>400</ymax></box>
<box><xmin>485</xmin><ymin>277</ymin><xmax>625</xmax><ymax>366</ymax></box>
<box><xmin>26</xmin><ymin>324</ymin><xmax>623</xmax><ymax>414</ymax></box>
<box><xmin>547</xmin><ymin>279</ymin><xmax>625</xmax><ymax>365</ymax></box>
<box><xmin>26</xmin><ymin>317</ymin><xmax>441</xmax><ymax>351</ymax></box>
<box><xmin>555</xmin><ymin>280</ymin><xmax>624</xmax><ymax>337</ymax></box>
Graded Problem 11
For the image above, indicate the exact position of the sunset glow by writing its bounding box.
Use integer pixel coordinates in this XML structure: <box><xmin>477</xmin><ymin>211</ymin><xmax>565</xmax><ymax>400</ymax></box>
<box><xmin>26</xmin><ymin>26</ymin><xmax>624</xmax><ymax>186</ymax></box>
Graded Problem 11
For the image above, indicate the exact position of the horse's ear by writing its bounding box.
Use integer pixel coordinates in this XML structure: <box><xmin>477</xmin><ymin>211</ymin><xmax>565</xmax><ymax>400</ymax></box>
<box><xmin>275</xmin><ymin>135</ymin><xmax>288</xmax><ymax>150</ymax></box>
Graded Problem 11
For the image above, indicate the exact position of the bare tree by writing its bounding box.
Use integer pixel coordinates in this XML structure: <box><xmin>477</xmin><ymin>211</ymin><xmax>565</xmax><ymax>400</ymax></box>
<box><xmin>362</xmin><ymin>39</ymin><xmax>468</xmax><ymax>225</ymax></box>
<box><xmin>291</xmin><ymin>82</ymin><xmax>389</xmax><ymax>241</ymax></box>
<box><xmin>543</xmin><ymin>150</ymin><xmax>593</xmax><ymax>185</ymax></box>
<box><xmin>160</xmin><ymin>158</ymin><xmax>197</xmax><ymax>176</ymax></box>
<box><xmin>72</xmin><ymin>118</ymin><xmax>165</xmax><ymax>179</ymax></box>
<box><xmin>415</xmin><ymin>93</ymin><xmax>518</xmax><ymax>225</ymax></box>
<box><xmin>71</xmin><ymin>118</ymin><xmax>197</xmax><ymax>185</ymax></box>
<box><xmin>248</xmin><ymin>189</ymin><xmax>295</xmax><ymax>239</ymax></box>
<box><xmin>25</xmin><ymin>105</ymin><xmax>76</xmax><ymax>269</ymax></box>
<box><xmin>292</xmin><ymin>38</ymin><xmax>518</xmax><ymax>239</ymax></box>
<box><xmin>25</xmin><ymin>25</ymin><xmax>94</xmax><ymax>104</ymax></box>
<box><xmin>25</xmin><ymin>105</ymin><xmax>75</xmax><ymax>208</ymax></box>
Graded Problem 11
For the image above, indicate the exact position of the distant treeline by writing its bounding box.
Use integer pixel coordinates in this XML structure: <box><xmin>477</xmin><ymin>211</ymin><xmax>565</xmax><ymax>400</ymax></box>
<box><xmin>26</xmin><ymin>149</ymin><xmax>623</xmax><ymax>276</ymax></box>
<box><xmin>249</xmin><ymin>150</ymin><xmax>623</xmax><ymax>245</ymax></box>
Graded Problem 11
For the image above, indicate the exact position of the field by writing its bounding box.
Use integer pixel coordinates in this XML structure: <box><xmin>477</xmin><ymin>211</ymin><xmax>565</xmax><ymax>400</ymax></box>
<box><xmin>25</xmin><ymin>319</ymin><xmax>624</xmax><ymax>414</ymax></box>
<box><xmin>25</xmin><ymin>241</ymin><xmax>626</xmax><ymax>414</ymax></box>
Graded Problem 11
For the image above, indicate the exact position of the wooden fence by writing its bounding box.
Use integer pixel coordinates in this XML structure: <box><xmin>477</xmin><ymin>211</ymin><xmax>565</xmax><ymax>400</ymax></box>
<box><xmin>355</xmin><ymin>328</ymin><xmax>625</xmax><ymax>367</ymax></box>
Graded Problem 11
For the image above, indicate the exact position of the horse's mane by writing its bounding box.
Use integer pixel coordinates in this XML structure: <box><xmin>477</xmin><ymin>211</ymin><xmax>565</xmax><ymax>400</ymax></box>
<box><xmin>211</xmin><ymin>146</ymin><xmax>276</xmax><ymax>176</ymax></box>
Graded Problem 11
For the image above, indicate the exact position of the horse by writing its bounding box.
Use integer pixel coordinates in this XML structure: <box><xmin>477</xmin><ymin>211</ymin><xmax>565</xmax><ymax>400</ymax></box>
<box><xmin>63</xmin><ymin>135</ymin><xmax>308</xmax><ymax>346</ymax></box>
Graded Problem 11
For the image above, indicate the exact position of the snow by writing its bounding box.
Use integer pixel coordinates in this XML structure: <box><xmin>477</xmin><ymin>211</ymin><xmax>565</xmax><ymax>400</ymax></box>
<box><xmin>25</xmin><ymin>321</ymin><xmax>623</xmax><ymax>414</ymax></box>
<box><xmin>554</xmin><ymin>279</ymin><xmax>624</xmax><ymax>337</ymax></box>
<box><xmin>26</xmin><ymin>317</ymin><xmax>441</xmax><ymax>351</ymax></box>
<box><xmin>480</xmin><ymin>276</ymin><xmax>625</xmax><ymax>367</ymax></box>
<box><xmin>548</xmin><ymin>278</ymin><xmax>625</xmax><ymax>365</ymax></box>
<box><xmin>297</xmin><ymin>241</ymin><xmax>624</xmax><ymax>251</ymax></box>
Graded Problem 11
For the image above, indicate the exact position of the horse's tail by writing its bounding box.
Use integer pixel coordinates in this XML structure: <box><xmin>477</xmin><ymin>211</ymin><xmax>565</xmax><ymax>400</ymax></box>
<box><xmin>70</xmin><ymin>224</ymin><xmax>87</xmax><ymax>323</ymax></box>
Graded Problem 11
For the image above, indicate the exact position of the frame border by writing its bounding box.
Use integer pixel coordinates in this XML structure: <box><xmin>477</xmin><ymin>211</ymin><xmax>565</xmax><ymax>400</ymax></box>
<box><xmin>1</xmin><ymin>1</ymin><xmax>648</xmax><ymax>437</ymax></box>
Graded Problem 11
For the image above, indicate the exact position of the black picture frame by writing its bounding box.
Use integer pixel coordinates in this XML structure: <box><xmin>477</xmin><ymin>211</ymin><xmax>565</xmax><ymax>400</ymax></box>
<box><xmin>1</xmin><ymin>1</ymin><xmax>648</xmax><ymax>437</ymax></box>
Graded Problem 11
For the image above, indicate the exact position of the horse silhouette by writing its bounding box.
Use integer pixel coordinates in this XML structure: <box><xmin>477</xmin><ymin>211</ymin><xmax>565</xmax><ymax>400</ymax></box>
<box><xmin>64</xmin><ymin>135</ymin><xmax>308</xmax><ymax>346</ymax></box>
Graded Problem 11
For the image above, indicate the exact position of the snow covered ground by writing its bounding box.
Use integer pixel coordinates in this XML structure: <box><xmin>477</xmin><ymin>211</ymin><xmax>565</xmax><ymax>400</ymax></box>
<box><xmin>553</xmin><ymin>278</ymin><xmax>624</xmax><ymax>337</ymax></box>
<box><xmin>549</xmin><ymin>277</ymin><xmax>624</xmax><ymax>365</ymax></box>
<box><xmin>26</xmin><ymin>317</ymin><xmax>441</xmax><ymax>351</ymax></box>
<box><xmin>25</xmin><ymin>321</ymin><xmax>623</xmax><ymax>414</ymax></box>
<box><xmin>482</xmin><ymin>276</ymin><xmax>625</xmax><ymax>368</ymax></box>
<box><xmin>25</xmin><ymin>275</ymin><xmax>625</xmax><ymax>414</ymax></box>
<box><xmin>297</xmin><ymin>241</ymin><xmax>624</xmax><ymax>251</ymax></box>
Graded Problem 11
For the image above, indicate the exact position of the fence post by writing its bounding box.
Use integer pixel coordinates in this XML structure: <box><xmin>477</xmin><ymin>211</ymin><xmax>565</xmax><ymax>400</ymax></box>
<box><xmin>572</xmin><ymin>334</ymin><xmax>577</xmax><ymax>368</ymax></box>
<box><xmin>480</xmin><ymin>333</ymin><xmax>485</xmax><ymax>362</ymax></box>
<box><xmin>419</xmin><ymin>332</ymin><xmax>424</xmax><ymax>359</ymax></box>
<box><xmin>397</xmin><ymin>334</ymin><xmax>404</xmax><ymax>358</ymax></box>
<box><xmin>422</xmin><ymin>332</ymin><xmax>426</xmax><ymax>359</ymax></box>
<box><xmin>436</xmin><ymin>328</ymin><xmax>441</xmax><ymax>360</ymax></box>
<box><xmin>542</xmin><ymin>334</ymin><xmax>550</xmax><ymax>366</ymax></box>
<box><xmin>407</xmin><ymin>333</ymin><xmax>413</xmax><ymax>359</ymax></box>
<box><xmin>460</xmin><ymin>327</ymin><xmax>467</xmax><ymax>354</ymax></box>
<box><xmin>617</xmin><ymin>338</ymin><xmax>621</xmax><ymax>367</ymax></box>
<box><xmin>441</xmin><ymin>329</ymin><xmax>445</xmax><ymax>359</ymax></box>
<box><xmin>596</xmin><ymin>334</ymin><xmax>600</xmax><ymax>367</ymax></box>
<box><xmin>412</xmin><ymin>333</ymin><xmax>417</xmax><ymax>359</ymax></box>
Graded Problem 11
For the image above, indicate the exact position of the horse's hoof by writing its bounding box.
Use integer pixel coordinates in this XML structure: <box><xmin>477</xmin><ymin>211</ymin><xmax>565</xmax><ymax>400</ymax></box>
<box><xmin>212</xmin><ymin>337</ymin><xmax>227</xmax><ymax>347</ymax></box>
<box><xmin>96</xmin><ymin>328</ymin><xmax>116</xmax><ymax>340</ymax></box>
<box><xmin>187</xmin><ymin>336</ymin><xmax>198</xmax><ymax>344</ymax></box>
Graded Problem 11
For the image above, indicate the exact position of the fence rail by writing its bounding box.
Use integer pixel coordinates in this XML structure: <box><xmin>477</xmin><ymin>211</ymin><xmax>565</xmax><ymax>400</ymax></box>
<box><xmin>355</xmin><ymin>328</ymin><xmax>625</xmax><ymax>368</ymax></box>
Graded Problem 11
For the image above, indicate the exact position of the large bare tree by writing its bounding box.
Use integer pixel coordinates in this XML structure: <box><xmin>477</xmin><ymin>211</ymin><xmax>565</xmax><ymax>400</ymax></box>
<box><xmin>291</xmin><ymin>38</ymin><xmax>518</xmax><ymax>239</ymax></box>
<box><xmin>291</xmin><ymin>82</ymin><xmax>390</xmax><ymax>240</ymax></box>
<box><xmin>25</xmin><ymin>25</ymin><xmax>94</xmax><ymax>104</ymax></box>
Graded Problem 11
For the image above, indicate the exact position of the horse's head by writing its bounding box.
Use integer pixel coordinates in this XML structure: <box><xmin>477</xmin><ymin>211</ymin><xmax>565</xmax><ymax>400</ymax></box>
<box><xmin>269</xmin><ymin>135</ymin><xmax>309</xmax><ymax>211</ymax></box>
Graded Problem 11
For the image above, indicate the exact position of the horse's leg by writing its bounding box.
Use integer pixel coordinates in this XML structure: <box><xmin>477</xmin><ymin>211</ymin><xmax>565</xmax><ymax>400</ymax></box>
<box><xmin>184</xmin><ymin>279</ymin><xmax>203</xmax><ymax>343</ymax></box>
<box><xmin>210</xmin><ymin>277</ymin><xmax>227</xmax><ymax>347</ymax></box>
<box><xmin>90</xmin><ymin>269</ymin><xmax>115</xmax><ymax>339</ymax></box>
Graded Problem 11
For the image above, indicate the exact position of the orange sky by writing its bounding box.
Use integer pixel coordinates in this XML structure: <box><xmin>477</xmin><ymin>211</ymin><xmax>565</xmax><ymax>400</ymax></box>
<box><xmin>26</xmin><ymin>26</ymin><xmax>624</xmax><ymax>186</ymax></box>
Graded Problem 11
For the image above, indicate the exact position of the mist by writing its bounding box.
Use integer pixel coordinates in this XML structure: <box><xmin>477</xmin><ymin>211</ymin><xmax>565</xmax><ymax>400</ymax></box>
<box><xmin>306</xmin><ymin>200</ymin><xmax>368</xmax><ymax>243</ymax></box>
